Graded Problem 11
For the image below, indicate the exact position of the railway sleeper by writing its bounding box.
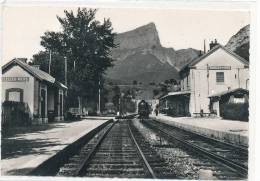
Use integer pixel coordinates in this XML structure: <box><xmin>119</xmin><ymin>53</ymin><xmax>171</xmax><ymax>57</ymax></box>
<box><xmin>94</xmin><ymin>152</ymin><xmax>139</xmax><ymax>156</ymax></box>
<box><xmin>87</xmin><ymin>163</ymin><xmax>145</xmax><ymax>169</ymax></box>
<box><xmin>85</xmin><ymin>168</ymin><xmax>146</xmax><ymax>175</ymax></box>
<box><xmin>84</xmin><ymin>172</ymin><xmax>148</xmax><ymax>178</ymax></box>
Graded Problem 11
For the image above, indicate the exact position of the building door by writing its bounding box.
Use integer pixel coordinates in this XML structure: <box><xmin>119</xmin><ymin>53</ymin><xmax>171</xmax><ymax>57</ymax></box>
<box><xmin>41</xmin><ymin>89</ymin><xmax>46</xmax><ymax>118</ymax></box>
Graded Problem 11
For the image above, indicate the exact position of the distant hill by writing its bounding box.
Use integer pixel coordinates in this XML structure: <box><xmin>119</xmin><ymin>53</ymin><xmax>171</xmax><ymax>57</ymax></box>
<box><xmin>225</xmin><ymin>24</ymin><xmax>250</xmax><ymax>61</ymax></box>
<box><xmin>106</xmin><ymin>22</ymin><xmax>200</xmax><ymax>84</ymax></box>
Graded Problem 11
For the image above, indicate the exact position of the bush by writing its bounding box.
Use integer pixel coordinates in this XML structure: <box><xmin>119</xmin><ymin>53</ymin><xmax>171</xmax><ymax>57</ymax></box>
<box><xmin>222</xmin><ymin>102</ymin><xmax>249</xmax><ymax>121</ymax></box>
<box><xmin>88</xmin><ymin>111</ymin><xmax>97</xmax><ymax>116</ymax></box>
<box><xmin>2</xmin><ymin>101</ymin><xmax>32</xmax><ymax>128</ymax></box>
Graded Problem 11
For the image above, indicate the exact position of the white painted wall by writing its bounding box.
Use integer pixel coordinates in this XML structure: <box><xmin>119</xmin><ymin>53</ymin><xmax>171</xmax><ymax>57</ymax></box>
<box><xmin>2</xmin><ymin>65</ymin><xmax>35</xmax><ymax>114</ymax></box>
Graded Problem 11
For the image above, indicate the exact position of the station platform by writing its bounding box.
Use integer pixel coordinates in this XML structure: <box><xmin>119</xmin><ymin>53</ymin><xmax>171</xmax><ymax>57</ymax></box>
<box><xmin>150</xmin><ymin>114</ymin><xmax>248</xmax><ymax>147</ymax></box>
<box><xmin>1</xmin><ymin>117</ymin><xmax>113</xmax><ymax>176</ymax></box>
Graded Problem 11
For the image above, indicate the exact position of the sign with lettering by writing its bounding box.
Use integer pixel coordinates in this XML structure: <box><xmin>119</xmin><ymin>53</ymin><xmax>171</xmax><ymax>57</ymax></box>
<box><xmin>208</xmin><ymin>66</ymin><xmax>231</xmax><ymax>70</ymax></box>
<box><xmin>2</xmin><ymin>77</ymin><xmax>29</xmax><ymax>82</ymax></box>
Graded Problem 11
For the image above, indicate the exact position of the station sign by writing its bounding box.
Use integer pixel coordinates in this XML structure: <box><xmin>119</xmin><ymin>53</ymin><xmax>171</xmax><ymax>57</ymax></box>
<box><xmin>208</xmin><ymin>66</ymin><xmax>231</xmax><ymax>70</ymax></box>
<box><xmin>2</xmin><ymin>77</ymin><xmax>29</xmax><ymax>82</ymax></box>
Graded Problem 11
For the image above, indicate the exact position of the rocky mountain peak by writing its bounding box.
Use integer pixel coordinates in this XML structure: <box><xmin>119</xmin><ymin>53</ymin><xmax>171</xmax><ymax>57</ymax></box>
<box><xmin>115</xmin><ymin>22</ymin><xmax>161</xmax><ymax>50</ymax></box>
<box><xmin>107</xmin><ymin>23</ymin><xmax>201</xmax><ymax>84</ymax></box>
<box><xmin>225</xmin><ymin>24</ymin><xmax>249</xmax><ymax>51</ymax></box>
<box><xmin>225</xmin><ymin>24</ymin><xmax>250</xmax><ymax>61</ymax></box>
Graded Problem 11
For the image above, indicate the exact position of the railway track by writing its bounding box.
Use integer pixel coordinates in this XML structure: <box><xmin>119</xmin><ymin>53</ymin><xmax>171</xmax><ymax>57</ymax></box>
<box><xmin>57</xmin><ymin>119</ymin><xmax>174</xmax><ymax>178</ymax></box>
<box><xmin>141</xmin><ymin>118</ymin><xmax>248</xmax><ymax>178</ymax></box>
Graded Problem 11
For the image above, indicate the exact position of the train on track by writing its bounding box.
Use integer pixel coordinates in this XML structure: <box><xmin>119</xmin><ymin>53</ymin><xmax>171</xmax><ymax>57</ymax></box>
<box><xmin>138</xmin><ymin>100</ymin><xmax>150</xmax><ymax>119</ymax></box>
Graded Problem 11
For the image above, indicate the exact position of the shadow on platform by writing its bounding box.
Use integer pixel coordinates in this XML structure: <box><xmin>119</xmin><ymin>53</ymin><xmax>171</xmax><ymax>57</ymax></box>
<box><xmin>4</xmin><ymin>167</ymin><xmax>35</xmax><ymax>176</ymax></box>
<box><xmin>1</xmin><ymin>124</ymin><xmax>67</xmax><ymax>160</ymax></box>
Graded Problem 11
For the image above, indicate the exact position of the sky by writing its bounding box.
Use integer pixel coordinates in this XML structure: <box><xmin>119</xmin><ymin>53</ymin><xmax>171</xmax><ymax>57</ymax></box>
<box><xmin>1</xmin><ymin>5</ymin><xmax>250</xmax><ymax>65</ymax></box>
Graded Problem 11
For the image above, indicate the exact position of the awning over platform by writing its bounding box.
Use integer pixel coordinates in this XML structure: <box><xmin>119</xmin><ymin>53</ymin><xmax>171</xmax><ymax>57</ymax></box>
<box><xmin>160</xmin><ymin>91</ymin><xmax>191</xmax><ymax>100</ymax></box>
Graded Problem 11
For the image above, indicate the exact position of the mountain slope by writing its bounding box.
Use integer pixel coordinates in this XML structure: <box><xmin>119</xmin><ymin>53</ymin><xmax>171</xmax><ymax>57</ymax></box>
<box><xmin>225</xmin><ymin>25</ymin><xmax>250</xmax><ymax>61</ymax></box>
<box><xmin>106</xmin><ymin>22</ymin><xmax>200</xmax><ymax>84</ymax></box>
<box><xmin>107</xmin><ymin>52</ymin><xmax>179</xmax><ymax>83</ymax></box>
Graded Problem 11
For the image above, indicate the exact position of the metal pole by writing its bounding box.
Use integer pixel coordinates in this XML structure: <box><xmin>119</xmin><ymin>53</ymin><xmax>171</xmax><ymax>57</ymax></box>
<box><xmin>98</xmin><ymin>79</ymin><xmax>101</xmax><ymax>115</ymax></box>
<box><xmin>204</xmin><ymin>39</ymin><xmax>206</xmax><ymax>53</ymax></box>
<box><xmin>207</xmin><ymin>64</ymin><xmax>209</xmax><ymax>95</ymax></box>
<box><xmin>119</xmin><ymin>96</ymin><xmax>121</xmax><ymax>116</ymax></box>
<box><xmin>64</xmin><ymin>56</ymin><xmax>67</xmax><ymax>87</ymax></box>
<box><xmin>48</xmin><ymin>50</ymin><xmax>52</xmax><ymax>74</ymax></box>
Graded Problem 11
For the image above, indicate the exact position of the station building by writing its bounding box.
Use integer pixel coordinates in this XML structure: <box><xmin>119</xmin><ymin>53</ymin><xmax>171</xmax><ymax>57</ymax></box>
<box><xmin>160</xmin><ymin>43</ymin><xmax>249</xmax><ymax>117</ymax></box>
<box><xmin>2</xmin><ymin>58</ymin><xmax>67</xmax><ymax>124</ymax></box>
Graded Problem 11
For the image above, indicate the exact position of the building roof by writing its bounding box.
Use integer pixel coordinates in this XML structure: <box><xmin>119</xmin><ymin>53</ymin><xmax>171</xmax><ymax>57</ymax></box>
<box><xmin>54</xmin><ymin>81</ymin><xmax>68</xmax><ymax>90</ymax></box>
<box><xmin>153</xmin><ymin>92</ymin><xmax>167</xmax><ymax>100</ymax></box>
<box><xmin>180</xmin><ymin>44</ymin><xmax>249</xmax><ymax>74</ymax></box>
<box><xmin>2</xmin><ymin>58</ymin><xmax>67</xmax><ymax>89</ymax></box>
<box><xmin>208</xmin><ymin>88</ymin><xmax>248</xmax><ymax>98</ymax></box>
<box><xmin>160</xmin><ymin>91</ymin><xmax>190</xmax><ymax>100</ymax></box>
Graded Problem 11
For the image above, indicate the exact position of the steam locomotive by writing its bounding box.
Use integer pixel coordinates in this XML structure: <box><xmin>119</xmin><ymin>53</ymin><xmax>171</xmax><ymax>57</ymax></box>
<box><xmin>138</xmin><ymin>100</ymin><xmax>150</xmax><ymax>119</ymax></box>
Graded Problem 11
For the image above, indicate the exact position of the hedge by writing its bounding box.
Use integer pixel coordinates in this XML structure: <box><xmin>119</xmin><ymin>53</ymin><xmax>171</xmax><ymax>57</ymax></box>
<box><xmin>222</xmin><ymin>102</ymin><xmax>249</xmax><ymax>121</ymax></box>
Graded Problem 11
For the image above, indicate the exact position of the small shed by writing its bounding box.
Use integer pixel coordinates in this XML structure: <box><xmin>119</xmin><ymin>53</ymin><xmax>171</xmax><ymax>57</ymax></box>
<box><xmin>208</xmin><ymin>88</ymin><xmax>249</xmax><ymax>120</ymax></box>
<box><xmin>2</xmin><ymin>58</ymin><xmax>67</xmax><ymax>125</ymax></box>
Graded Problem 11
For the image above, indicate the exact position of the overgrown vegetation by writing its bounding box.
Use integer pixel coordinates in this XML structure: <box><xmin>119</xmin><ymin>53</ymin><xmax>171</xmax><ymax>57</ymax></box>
<box><xmin>31</xmin><ymin>8</ymin><xmax>117</xmax><ymax>110</ymax></box>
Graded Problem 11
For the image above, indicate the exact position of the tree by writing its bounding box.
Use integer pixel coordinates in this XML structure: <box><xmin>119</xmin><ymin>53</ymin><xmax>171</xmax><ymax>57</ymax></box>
<box><xmin>160</xmin><ymin>83</ymin><xmax>168</xmax><ymax>94</ymax></box>
<box><xmin>112</xmin><ymin>86</ymin><xmax>120</xmax><ymax>111</ymax></box>
<box><xmin>31</xmin><ymin>8</ymin><xmax>117</xmax><ymax>104</ymax></box>
<box><xmin>169</xmin><ymin>79</ymin><xmax>177</xmax><ymax>85</ymax></box>
<box><xmin>164</xmin><ymin>79</ymin><xmax>170</xmax><ymax>85</ymax></box>
<box><xmin>153</xmin><ymin>89</ymin><xmax>159</xmax><ymax>96</ymax></box>
<box><xmin>30</xmin><ymin>51</ymin><xmax>65</xmax><ymax>83</ymax></box>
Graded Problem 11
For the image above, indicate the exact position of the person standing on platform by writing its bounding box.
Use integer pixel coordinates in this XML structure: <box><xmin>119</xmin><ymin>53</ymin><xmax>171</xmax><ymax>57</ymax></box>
<box><xmin>155</xmin><ymin>104</ymin><xmax>159</xmax><ymax>116</ymax></box>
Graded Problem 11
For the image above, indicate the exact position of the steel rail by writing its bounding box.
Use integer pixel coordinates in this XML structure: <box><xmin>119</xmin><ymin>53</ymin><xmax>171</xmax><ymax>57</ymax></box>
<box><xmin>127</xmin><ymin>121</ymin><xmax>157</xmax><ymax>179</ymax></box>
<box><xmin>150</xmin><ymin>119</ymin><xmax>248</xmax><ymax>153</ymax></box>
<box><xmin>74</xmin><ymin>121</ymin><xmax>116</xmax><ymax>176</ymax></box>
<box><xmin>145</xmin><ymin>121</ymin><xmax>248</xmax><ymax>177</ymax></box>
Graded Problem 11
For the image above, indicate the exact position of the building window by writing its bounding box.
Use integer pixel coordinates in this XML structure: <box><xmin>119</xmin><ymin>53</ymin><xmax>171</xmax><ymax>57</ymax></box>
<box><xmin>5</xmin><ymin>88</ymin><xmax>24</xmax><ymax>102</ymax></box>
<box><xmin>216</xmin><ymin>72</ymin><xmax>224</xmax><ymax>83</ymax></box>
<box><xmin>233</xmin><ymin>97</ymin><xmax>245</xmax><ymax>103</ymax></box>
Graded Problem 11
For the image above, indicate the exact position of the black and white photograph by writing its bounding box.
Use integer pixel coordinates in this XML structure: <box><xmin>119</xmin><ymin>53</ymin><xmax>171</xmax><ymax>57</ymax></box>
<box><xmin>1</xmin><ymin>0</ymin><xmax>259</xmax><ymax>180</ymax></box>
